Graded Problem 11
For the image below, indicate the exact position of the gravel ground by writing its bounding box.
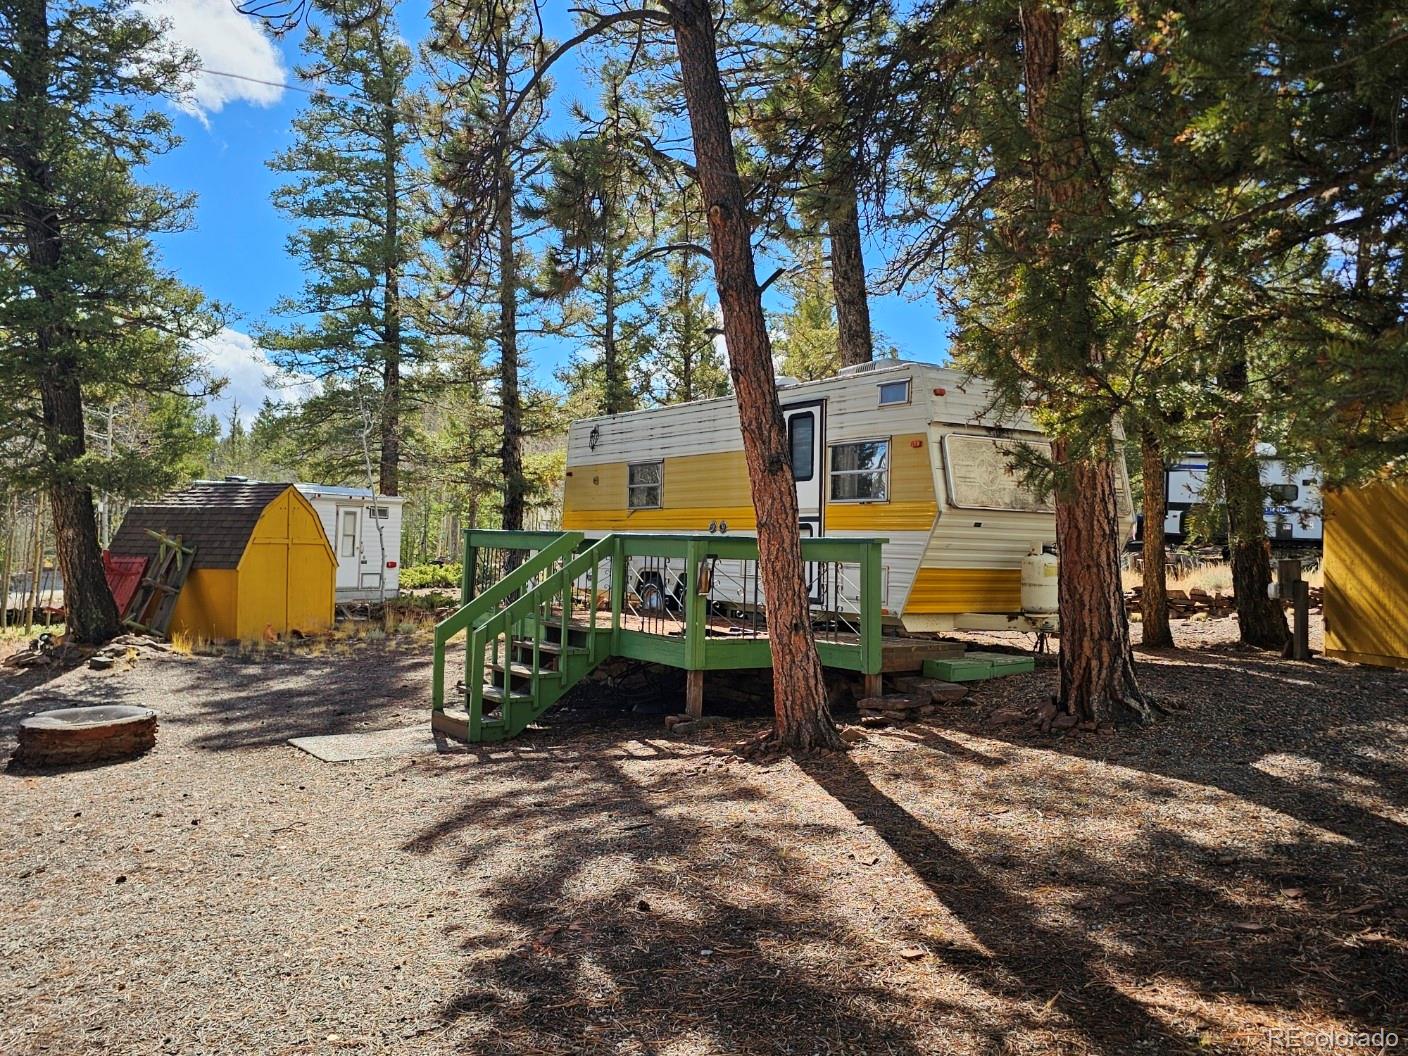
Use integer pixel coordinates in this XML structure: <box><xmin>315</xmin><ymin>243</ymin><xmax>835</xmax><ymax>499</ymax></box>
<box><xmin>2</xmin><ymin>617</ymin><xmax>1406</xmax><ymax>1056</ymax></box>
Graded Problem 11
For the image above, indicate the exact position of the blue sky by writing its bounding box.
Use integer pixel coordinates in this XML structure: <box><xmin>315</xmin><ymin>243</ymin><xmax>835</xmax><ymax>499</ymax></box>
<box><xmin>139</xmin><ymin>0</ymin><xmax>951</xmax><ymax>431</ymax></box>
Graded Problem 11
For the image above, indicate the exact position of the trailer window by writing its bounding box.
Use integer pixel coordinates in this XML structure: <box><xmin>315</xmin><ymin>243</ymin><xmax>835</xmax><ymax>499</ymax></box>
<box><xmin>830</xmin><ymin>440</ymin><xmax>889</xmax><ymax>502</ymax></box>
<box><xmin>1268</xmin><ymin>483</ymin><xmax>1299</xmax><ymax>503</ymax></box>
<box><xmin>878</xmin><ymin>379</ymin><xmax>910</xmax><ymax>406</ymax></box>
<box><xmin>340</xmin><ymin>510</ymin><xmax>358</xmax><ymax>557</ymax></box>
<box><xmin>628</xmin><ymin>461</ymin><xmax>663</xmax><ymax>509</ymax></box>
<box><xmin>942</xmin><ymin>434</ymin><xmax>1054</xmax><ymax>512</ymax></box>
<box><xmin>788</xmin><ymin>412</ymin><xmax>815</xmax><ymax>482</ymax></box>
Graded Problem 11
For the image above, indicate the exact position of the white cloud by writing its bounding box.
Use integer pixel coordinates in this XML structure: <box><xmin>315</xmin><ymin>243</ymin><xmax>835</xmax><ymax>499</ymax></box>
<box><xmin>137</xmin><ymin>0</ymin><xmax>286</xmax><ymax>121</ymax></box>
<box><xmin>197</xmin><ymin>327</ymin><xmax>303</xmax><ymax>430</ymax></box>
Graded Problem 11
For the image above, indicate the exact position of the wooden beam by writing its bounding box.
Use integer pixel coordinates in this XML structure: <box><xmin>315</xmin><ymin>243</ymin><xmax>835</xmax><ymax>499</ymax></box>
<box><xmin>686</xmin><ymin>669</ymin><xmax>704</xmax><ymax>719</ymax></box>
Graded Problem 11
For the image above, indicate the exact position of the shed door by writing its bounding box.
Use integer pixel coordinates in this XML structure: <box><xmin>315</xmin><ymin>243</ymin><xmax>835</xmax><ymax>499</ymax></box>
<box><xmin>335</xmin><ymin>506</ymin><xmax>361</xmax><ymax>590</ymax></box>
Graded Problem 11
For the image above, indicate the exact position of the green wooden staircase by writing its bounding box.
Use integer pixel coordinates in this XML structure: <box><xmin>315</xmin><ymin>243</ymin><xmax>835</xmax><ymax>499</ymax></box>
<box><xmin>431</xmin><ymin>532</ymin><xmax>615</xmax><ymax>743</ymax></box>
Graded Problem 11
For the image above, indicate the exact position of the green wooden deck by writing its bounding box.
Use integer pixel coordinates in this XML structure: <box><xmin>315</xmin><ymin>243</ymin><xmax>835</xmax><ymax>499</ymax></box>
<box><xmin>430</xmin><ymin>530</ymin><xmax>946</xmax><ymax>743</ymax></box>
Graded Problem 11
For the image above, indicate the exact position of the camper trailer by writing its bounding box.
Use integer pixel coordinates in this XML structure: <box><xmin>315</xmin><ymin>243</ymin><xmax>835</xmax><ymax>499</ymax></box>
<box><xmin>561</xmin><ymin>360</ymin><xmax>1134</xmax><ymax>632</ymax></box>
<box><xmin>295</xmin><ymin>484</ymin><xmax>405</xmax><ymax>602</ymax></box>
<box><xmin>1157</xmin><ymin>451</ymin><xmax>1322</xmax><ymax>547</ymax></box>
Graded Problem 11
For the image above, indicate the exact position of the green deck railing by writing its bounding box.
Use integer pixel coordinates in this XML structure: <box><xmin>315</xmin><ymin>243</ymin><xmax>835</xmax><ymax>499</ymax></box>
<box><xmin>431</xmin><ymin>530</ymin><xmax>886</xmax><ymax>741</ymax></box>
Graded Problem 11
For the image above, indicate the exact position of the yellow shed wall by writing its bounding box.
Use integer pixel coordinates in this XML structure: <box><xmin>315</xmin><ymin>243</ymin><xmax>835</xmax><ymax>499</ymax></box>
<box><xmin>1324</xmin><ymin>481</ymin><xmax>1408</xmax><ymax>669</ymax></box>
<box><xmin>168</xmin><ymin>568</ymin><xmax>239</xmax><ymax>641</ymax></box>
<box><xmin>234</xmin><ymin>489</ymin><xmax>336</xmax><ymax>640</ymax></box>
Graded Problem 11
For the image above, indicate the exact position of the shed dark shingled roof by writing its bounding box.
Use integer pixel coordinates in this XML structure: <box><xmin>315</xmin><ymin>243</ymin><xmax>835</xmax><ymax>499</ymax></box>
<box><xmin>109</xmin><ymin>482</ymin><xmax>292</xmax><ymax>569</ymax></box>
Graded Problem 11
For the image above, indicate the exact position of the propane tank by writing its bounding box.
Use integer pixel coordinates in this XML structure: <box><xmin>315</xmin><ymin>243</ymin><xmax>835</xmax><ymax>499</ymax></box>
<box><xmin>1021</xmin><ymin>546</ymin><xmax>1059</xmax><ymax>615</ymax></box>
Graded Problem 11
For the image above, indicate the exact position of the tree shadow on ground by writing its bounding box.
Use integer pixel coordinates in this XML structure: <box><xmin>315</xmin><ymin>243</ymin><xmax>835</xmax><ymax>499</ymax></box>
<box><xmin>797</xmin><ymin>748</ymin><xmax>1406</xmax><ymax>1047</ymax></box>
<box><xmin>964</xmin><ymin>649</ymin><xmax>1408</xmax><ymax>856</ymax></box>
<box><xmin>0</xmin><ymin>641</ymin><xmax>437</xmax><ymax>755</ymax></box>
<box><xmin>403</xmin><ymin>750</ymin><xmax>1047</xmax><ymax>1056</ymax></box>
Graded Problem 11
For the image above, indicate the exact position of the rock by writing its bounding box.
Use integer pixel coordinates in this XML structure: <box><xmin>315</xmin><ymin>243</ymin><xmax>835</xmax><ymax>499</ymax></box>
<box><xmin>987</xmin><ymin>706</ymin><xmax>1029</xmax><ymax>726</ymax></box>
<box><xmin>857</xmin><ymin>693</ymin><xmax>928</xmax><ymax>713</ymax></box>
<box><xmin>662</xmin><ymin>713</ymin><xmax>690</xmax><ymax>730</ymax></box>
<box><xmin>88</xmin><ymin>655</ymin><xmax>115</xmax><ymax>671</ymax></box>
<box><xmin>1051</xmin><ymin>713</ymin><xmax>1079</xmax><ymax>730</ymax></box>
<box><xmin>892</xmin><ymin>677</ymin><xmax>969</xmax><ymax>704</ymax></box>
<box><xmin>897</xmin><ymin>946</ymin><xmax>927</xmax><ymax>960</ymax></box>
<box><xmin>1037</xmin><ymin>701</ymin><xmax>1059</xmax><ymax>722</ymax></box>
<box><xmin>1078</xmin><ymin>720</ymin><xmax>1098</xmax><ymax>732</ymax></box>
<box><xmin>839</xmin><ymin>726</ymin><xmax>866</xmax><ymax>744</ymax></box>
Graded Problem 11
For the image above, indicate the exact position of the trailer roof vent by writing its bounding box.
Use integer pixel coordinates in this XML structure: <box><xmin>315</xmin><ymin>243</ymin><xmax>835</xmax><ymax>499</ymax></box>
<box><xmin>837</xmin><ymin>360</ymin><xmax>890</xmax><ymax>376</ymax></box>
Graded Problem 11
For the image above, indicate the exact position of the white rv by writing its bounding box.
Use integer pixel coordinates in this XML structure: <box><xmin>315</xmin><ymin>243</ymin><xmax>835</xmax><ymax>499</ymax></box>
<box><xmin>1161</xmin><ymin>450</ymin><xmax>1321</xmax><ymax>547</ymax></box>
<box><xmin>296</xmin><ymin>484</ymin><xmax>405</xmax><ymax>601</ymax></box>
<box><xmin>561</xmin><ymin>360</ymin><xmax>1135</xmax><ymax>632</ymax></box>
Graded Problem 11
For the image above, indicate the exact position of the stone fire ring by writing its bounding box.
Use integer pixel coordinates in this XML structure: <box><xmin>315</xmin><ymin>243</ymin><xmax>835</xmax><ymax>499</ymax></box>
<box><xmin>16</xmin><ymin>705</ymin><xmax>157</xmax><ymax>767</ymax></box>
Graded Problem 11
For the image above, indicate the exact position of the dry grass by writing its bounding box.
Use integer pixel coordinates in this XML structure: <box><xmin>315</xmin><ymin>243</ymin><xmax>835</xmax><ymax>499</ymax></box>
<box><xmin>1123</xmin><ymin>560</ymin><xmax>1322</xmax><ymax>595</ymax></box>
<box><xmin>166</xmin><ymin>629</ymin><xmax>213</xmax><ymax>656</ymax></box>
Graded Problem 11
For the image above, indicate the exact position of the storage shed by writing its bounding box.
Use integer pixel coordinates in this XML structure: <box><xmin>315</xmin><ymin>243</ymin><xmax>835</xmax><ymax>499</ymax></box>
<box><xmin>1323</xmin><ymin>479</ymin><xmax>1408</xmax><ymax>669</ymax></box>
<box><xmin>109</xmin><ymin>482</ymin><xmax>335</xmax><ymax>641</ymax></box>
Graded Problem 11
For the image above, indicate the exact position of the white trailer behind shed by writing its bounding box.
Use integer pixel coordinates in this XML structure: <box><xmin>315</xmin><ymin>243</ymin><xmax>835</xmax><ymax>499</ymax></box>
<box><xmin>296</xmin><ymin>484</ymin><xmax>405</xmax><ymax>602</ymax></box>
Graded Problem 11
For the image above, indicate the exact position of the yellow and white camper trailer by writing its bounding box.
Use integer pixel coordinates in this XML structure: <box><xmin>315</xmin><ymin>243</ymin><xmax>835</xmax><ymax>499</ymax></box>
<box><xmin>561</xmin><ymin>360</ymin><xmax>1133</xmax><ymax>631</ymax></box>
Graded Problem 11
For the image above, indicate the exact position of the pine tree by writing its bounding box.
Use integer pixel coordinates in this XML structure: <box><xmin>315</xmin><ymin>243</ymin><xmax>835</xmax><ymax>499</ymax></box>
<box><xmin>739</xmin><ymin>0</ymin><xmax>881</xmax><ymax>366</ymax></box>
<box><xmin>651</xmin><ymin>207</ymin><xmax>729</xmax><ymax>404</ymax></box>
<box><xmin>0</xmin><ymin>0</ymin><xmax>221</xmax><ymax>643</ymax></box>
<box><xmin>257</xmin><ymin>0</ymin><xmax>426</xmax><ymax>497</ymax></box>
<box><xmin>424</xmin><ymin>0</ymin><xmax>556</xmax><ymax>532</ymax></box>
<box><xmin>771</xmin><ymin>244</ymin><xmax>839</xmax><ymax>381</ymax></box>
<box><xmin>533</xmin><ymin>65</ymin><xmax>665</xmax><ymax>416</ymax></box>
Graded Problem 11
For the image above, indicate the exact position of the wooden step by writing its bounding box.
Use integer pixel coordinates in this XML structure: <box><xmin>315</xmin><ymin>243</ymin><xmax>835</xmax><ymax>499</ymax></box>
<box><xmin>486</xmin><ymin>660</ymin><xmax>563</xmax><ymax>685</ymax></box>
<box><xmin>481</xmin><ymin>683</ymin><xmax>533</xmax><ymax>705</ymax></box>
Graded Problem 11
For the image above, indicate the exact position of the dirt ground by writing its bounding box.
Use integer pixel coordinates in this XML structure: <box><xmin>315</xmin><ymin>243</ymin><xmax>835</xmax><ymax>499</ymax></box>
<box><xmin>2</xmin><ymin>616</ymin><xmax>1405</xmax><ymax>1056</ymax></box>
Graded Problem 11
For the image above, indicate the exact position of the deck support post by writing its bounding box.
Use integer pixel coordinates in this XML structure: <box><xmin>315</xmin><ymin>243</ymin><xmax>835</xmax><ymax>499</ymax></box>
<box><xmin>683</xmin><ymin>538</ymin><xmax>709</xmax><ymax>717</ymax></box>
<box><xmin>686</xmin><ymin>669</ymin><xmax>704</xmax><ymax>719</ymax></box>
<box><xmin>859</xmin><ymin>541</ymin><xmax>885</xmax><ymax>699</ymax></box>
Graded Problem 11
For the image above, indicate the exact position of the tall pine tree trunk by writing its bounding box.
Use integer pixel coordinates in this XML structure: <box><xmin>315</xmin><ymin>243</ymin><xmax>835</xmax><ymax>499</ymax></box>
<box><xmin>496</xmin><ymin>76</ymin><xmax>526</xmax><ymax>533</ymax></box>
<box><xmin>827</xmin><ymin>169</ymin><xmax>872</xmax><ymax>367</ymax></box>
<box><xmin>379</xmin><ymin>106</ymin><xmax>402</xmax><ymax>497</ymax></box>
<box><xmin>1215</xmin><ymin>354</ymin><xmax>1288</xmax><ymax>648</ymax></box>
<box><xmin>1022</xmin><ymin>5</ymin><xmax>1149</xmax><ymax>721</ymax></box>
<box><xmin>672</xmin><ymin>0</ymin><xmax>841</xmax><ymax>750</ymax></box>
<box><xmin>16</xmin><ymin>0</ymin><xmax>119</xmax><ymax>645</ymax></box>
<box><xmin>602</xmin><ymin>246</ymin><xmax>624</xmax><ymax>414</ymax></box>
<box><xmin>1139</xmin><ymin>428</ymin><xmax>1174</xmax><ymax>648</ymax></box>
<box><xmin>1053</xmin><ymin>441</ymin><xmax>1149</xmax><ymax>720</ymax></box>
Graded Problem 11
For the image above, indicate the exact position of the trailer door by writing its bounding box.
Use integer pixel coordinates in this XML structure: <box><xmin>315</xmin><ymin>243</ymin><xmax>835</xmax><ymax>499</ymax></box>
<box><xmin>783</xmin><ymin>400</ymin><xmax>824</xmax><ymax>536</ymax></box>
<box><xmin>783</xmin><ymin>400</ymin><xmax>825</xmax><ymax>602</ymax></box>
<box><xmin>334</xmin><ymin>506</ymin><xmax>362</xmax><ymax>592</ymax></box>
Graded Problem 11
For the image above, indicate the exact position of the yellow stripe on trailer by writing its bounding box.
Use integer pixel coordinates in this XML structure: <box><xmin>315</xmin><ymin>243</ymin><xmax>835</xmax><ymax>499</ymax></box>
<box><xmin>906</xmin><ymin>567</ymin><xmax>1022</xmax><ymax>614</ymax></box>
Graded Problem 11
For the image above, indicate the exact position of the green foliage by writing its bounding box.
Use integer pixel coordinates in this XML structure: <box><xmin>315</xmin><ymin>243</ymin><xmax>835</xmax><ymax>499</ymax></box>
<box><xmin>532</xmin><ymin>65</ymin><xmax>668</xmax><ymax>416</ymax></box>
<box><xmin>0</xmin><ymin>0</ymin><xmax>222</xmax><ymax>498</ymax></box>
<box><xmin>399</xmin><ymin>562</ymin><xmax>462</xmax><ymax>590</ymax></box>
<box><xmin>771</xmin><ymin>244</ymin><xmax>840</xmax><ymax>380</ymax></box>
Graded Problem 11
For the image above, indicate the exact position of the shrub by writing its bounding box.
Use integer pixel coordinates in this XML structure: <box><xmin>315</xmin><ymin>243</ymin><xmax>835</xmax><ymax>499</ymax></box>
<box><xmin>399</xmin><ymin>563</ymin><xmax>462</xmax><ymax>590</ymax></box>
